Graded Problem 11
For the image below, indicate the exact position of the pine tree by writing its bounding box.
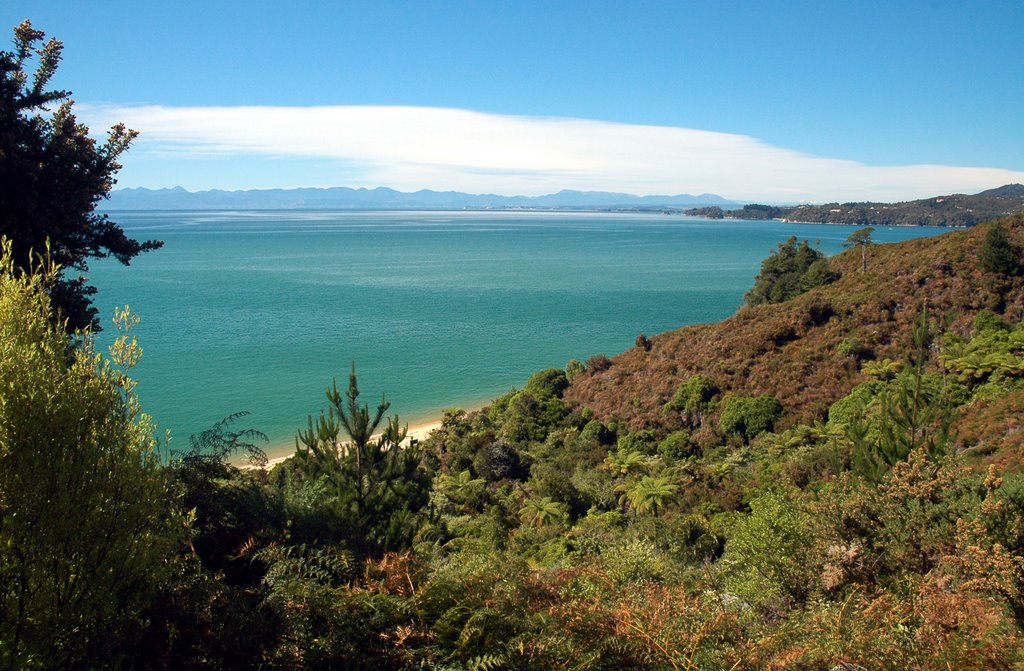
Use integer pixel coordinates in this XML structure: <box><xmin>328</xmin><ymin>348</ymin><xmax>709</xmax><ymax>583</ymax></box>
<box><xmin>849</xmin><ymin>305</ymin><xmax>952</xmax><ymax>481</ymax></box>
<box><xmin>844</xmin><ymin>227</ymin><xmax>874</xmax><ymax>272</ymax></box>
<box><xmin>295</xmin><ymin>365</ymin><xmax>433</xmax><ymax>556</ymax></box>
<box><xmin>979</xmin><ymin>220</ymin><xmax>1020</xmax><ymax>276</ymax></box>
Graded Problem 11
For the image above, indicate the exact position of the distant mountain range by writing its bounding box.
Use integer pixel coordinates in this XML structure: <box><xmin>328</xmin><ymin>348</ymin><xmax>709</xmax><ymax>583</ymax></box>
<box><xmin>683</xmin><ymin>184</ymin><xmax>1024</xmax><ymax>227</ymax></box>
<box><xmin>105</xmin><ymin>186</ymin><xmax>738</xmax><ymax>210</ymax></box>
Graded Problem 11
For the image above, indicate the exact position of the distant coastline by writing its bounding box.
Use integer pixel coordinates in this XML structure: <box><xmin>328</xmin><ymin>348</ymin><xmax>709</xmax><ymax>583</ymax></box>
<box><xmin>105</xmin><ymin>183</ymin><xmax>1024</xmax><ymax>228</ymax></box>
<box><xmin>683</xmin><ymin>184</ymin><xmax>1024</xmax><ymax>228</ymax></box>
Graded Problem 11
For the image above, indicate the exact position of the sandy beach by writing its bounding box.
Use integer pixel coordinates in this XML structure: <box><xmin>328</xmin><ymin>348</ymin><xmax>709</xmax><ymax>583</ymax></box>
<box><xmin>239</xmin><ymin>418</ymin><xmax>445</xmax><ymax>470</ymax></box>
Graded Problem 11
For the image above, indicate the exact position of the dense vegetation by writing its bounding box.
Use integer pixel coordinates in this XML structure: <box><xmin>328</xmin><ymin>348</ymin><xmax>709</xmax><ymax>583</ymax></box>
<box><xmin>5</xmin><ymin>214</ymin><xmax>1024</xmax><ymax>669</ymax></box>
<box><xmin>684</xmin><ymin>185</ymin><xmax>1024</xmax><ymax>227</ymax></box>
<box><xmin>7</xmin><ymin>18</ymin><xmax>1024</xmax><ymax>671</ymax></box>
<box><xmin>0</xmin><ymin>250</ymin><xmax>178</xmax><ymax>669</ymax></box>
<box><xmin>686</xmin><ymin>204</ymin><xmax>792</xmax><ymax>220</ymax></box>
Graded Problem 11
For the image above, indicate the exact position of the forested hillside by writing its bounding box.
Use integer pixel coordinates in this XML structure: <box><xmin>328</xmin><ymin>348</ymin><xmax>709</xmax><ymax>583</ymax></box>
<box><xmin>6</xmin><ymin>209</ymin><xmax>1024</xmax><ymax>669</ymax></box>
<box><xmin>151</xmin><ymin>216</ymin><xmax>1024</xmax><ymax>667</ymax></box>
<box><xmin>7</xmin><ymin>211</ymin><xmax>1024</xmax><ymax>669</ymax></box>
<box><xmin>567</xmin><ymin>214</ymin><xmax>1024</xmax><ymax>434</ymax></box>
<box><xmin>685</xmin><ymin>185</ymin><xmax>1024</xmax><ymax>227</ymax></box>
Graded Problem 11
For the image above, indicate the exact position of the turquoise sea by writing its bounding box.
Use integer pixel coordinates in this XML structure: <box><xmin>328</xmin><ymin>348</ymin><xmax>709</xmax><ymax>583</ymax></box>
<box><xmin>88</xmin><ymin>211</ymin><xmax>949</xmax><ymax>459</ymax></box>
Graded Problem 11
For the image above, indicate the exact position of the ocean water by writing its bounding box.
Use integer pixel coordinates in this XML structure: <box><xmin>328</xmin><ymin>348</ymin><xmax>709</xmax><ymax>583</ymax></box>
<box><xmin>87</xmin><ymin>210</ymin><xmax>949</xmax><ymax>458</ymax></box>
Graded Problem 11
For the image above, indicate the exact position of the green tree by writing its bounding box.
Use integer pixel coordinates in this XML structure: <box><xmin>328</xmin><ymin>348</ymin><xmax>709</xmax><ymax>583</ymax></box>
<box><xmin>663</xmin><ymin>374</ymin><xmax>719</xmax><ymax>427</ymax></box>
<box><xmin>745</xmin><ymin>237</ymin><xmax>837</xmax><ymax>306</ymax></box>
<box><xmin>0</xmin><ymin>21</ymin><xmax>161</xmax><ymax>331</ymax></box>
<box><xmin>0</xmin><ymin>247</ymin><xmax>178</xmax><ymax>670</ymax></box>
<box><xmin>844</xmin><ymin>227</ymin><xmax>875</xmax><ymax>272</ymax></box>
<box><xmin>848</xmin><ymin>307</ymin><xmax>953</xmax><ymax>481</ymax></box>
<box><xmin>722</xmin><ymin>490</ymin><xmax>817</xmax><ymax>608</ymax></box>
<box><xmin>979</xmin><ymin>220</ymin><xmax>1020</xmax><ymax>276</ymax></box>
<box><xmin>294</xmin><ymin>365</ymin><xmax>433</xmax><ymax>557</ymax></box>
<box><xmin>657</xmin><ymin>430</ymin><xmax>694</xmax><ymax>460</ymax></box>
<box><xmin>523</xmin><ymin>367</ymin><xmax>570</xmax><ymax>399</ymax></box>
<box><xmin>473</xmin><ymin>438</ymin><xmax>525</xmax><ymax>482</ymax></box>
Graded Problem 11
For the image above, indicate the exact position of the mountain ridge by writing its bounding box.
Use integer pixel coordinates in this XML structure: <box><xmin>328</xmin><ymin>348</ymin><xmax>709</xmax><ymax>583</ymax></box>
<box><xmin>105</xmin><ymin>185</ymin><xmax>738</xmax><ymax>210</ymax></box>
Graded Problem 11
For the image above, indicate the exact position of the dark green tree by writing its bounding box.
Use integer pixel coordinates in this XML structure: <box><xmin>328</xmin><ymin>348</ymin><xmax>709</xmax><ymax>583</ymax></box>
<box><xmin>524</xmin><ymin>367</ymin><xmax>570</xmax><ymax>399</ymax></box>
<box><xmin>745</xmin><ymin>237</ymin><xmax>837</xmax><ymax>306</ymax></box>
<box><xmin>294</xmin><ymin>365</ymin><xmax>433</xmax><ymax>557</ymax></box>
<box><xmin>844</xmin><ymin>227</ymin><xmax>875</xmax><ymax>272</ymax></box>
<box><xmin>0</xmin><ymin>21</ymin><xmax>161</xmax><ymax>331</ymax></box>
<box><xmin>979</xmin><ymin>220</ymin><xmax>1020</xmax><ymax>276</ymax></box>
<box><xmin>848</xmin><ymin>306</ymin><xmax>953</xmax><ymax>481</ymax></box>
<box><xmin>718</xmin><ymin>393</ymin><xmax>783</xmax><ymax>441</ymax></box>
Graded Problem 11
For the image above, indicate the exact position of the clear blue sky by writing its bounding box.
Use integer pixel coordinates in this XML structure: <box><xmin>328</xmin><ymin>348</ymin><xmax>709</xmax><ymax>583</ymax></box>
<box><xmin>3</xmin><ymin>1</ymin><xmax>1023</xmax><ymax>200</ymax></box>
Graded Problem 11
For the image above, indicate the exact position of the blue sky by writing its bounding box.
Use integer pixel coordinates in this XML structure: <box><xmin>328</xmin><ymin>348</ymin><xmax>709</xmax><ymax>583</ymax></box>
<box><xmin>3</xmin><ymin>1</ymin><xmax>1023</xmax><ymax>201</ymax></box>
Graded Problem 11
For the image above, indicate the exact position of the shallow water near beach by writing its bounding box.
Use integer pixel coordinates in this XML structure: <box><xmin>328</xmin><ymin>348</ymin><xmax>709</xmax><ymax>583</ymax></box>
<box><xmin>88</xmin><ymin>210</ymin><xmax>947</xmax><ymax>459</ymax></box>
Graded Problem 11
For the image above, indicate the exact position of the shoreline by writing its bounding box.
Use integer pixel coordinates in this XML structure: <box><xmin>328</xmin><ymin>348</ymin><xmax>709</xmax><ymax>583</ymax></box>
<box><xmin>238</xmin><ymin>417</ymin><xmax>447</xmax><ymax>471</ymax></box>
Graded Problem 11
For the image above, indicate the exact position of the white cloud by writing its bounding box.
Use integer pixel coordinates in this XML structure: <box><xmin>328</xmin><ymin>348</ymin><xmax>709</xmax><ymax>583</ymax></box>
<box><xmin>79</xmin><ymin>104</ymin><xmax>1024</xmax><ymax>201</ymax></box>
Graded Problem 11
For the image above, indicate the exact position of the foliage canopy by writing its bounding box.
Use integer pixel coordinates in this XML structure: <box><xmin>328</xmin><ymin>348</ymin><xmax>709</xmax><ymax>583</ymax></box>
<box><xmin>0</xmin><ymin>245</ymin><xmax>177</xmax><ymax>670</ymax></box>
<box><xmin>291</xmin><ymin>365</ymin><xmax>434</xmax><ymax>557</ymax></box>
<box><xmin>0</xmin><ymin>21</ymin><xmax>161</xmax><ymax>330</ymax></box>
<box><xmin>844</xmin><ymin>226</ymin><xmax>875</xmax><ymax>272</ymax></box>
<box><xmin>744</xmin><ymin>236</ymin><xmax>838</xmax><ymax>306</ymax></box>
<box><xmin>979</xmin><ymin>220</ymin><xmax>1021</xmax><ymax>276</ymax></box>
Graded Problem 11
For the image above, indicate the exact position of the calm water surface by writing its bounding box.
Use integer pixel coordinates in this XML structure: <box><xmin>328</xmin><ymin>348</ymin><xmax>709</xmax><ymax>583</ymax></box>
<box><xmin>88</xmin><ymin>210</ymin><xmax>949</xmax><ymax>456</ymax></box>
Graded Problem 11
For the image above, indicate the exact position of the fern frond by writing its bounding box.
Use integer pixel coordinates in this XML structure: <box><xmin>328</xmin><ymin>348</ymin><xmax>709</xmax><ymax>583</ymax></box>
<box><xmin>466</xmin><ymin>652</ymin><xmax>507</xmax><ymax>671</ymax></box>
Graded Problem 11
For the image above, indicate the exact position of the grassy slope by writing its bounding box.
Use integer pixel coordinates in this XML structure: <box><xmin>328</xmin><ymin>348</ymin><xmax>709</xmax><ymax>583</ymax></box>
<box><xmin>565</xmin><ymin>214</ymin><xmax>1024</xmax><ymax>441</ymax></box>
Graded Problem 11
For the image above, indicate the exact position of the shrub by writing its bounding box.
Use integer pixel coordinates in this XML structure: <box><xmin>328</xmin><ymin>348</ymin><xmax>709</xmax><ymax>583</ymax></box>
<box><xmin>718</xmin><ymin>394</ymin><xmax>783</xmax><ymax>441</ymax></box>
<box><xmin>664</xmin><ymin>375</ymin><xmax>719</xmax><ymax>415</ymax></box>
<box><xmin>658</xmin><ymin>430</ymin><xmax>695</xmax><ymax>460</ymax></box>
<box><xmin>0</xmin><ymin>252</ymin><xmax>178</xmax><ymax>668</ymax></box>
<box><xmin>494</xmin><ymin>390</ymin><xmax>567</xmax><ymax>443</ymax></box>
<box><xmin>577</xmin><ymin>419</ymin><xmax>615</xmax><ymax>448</ymax></box>
<box><xmin>474</xmin><ymin>439</ymin><xmax>526</xmax><ymax>482</ymax></box>
<box><xmin>524</xmin><ymin>368</ymin><xmax>569</xmax><ymax>399</ymax></box>
<box><xmin>722</xmin><ymin>490</ymin><xmax>817</xmax><ymax>609</ymax></box>
<box><xmin>974</xmin><ymin>310</ymin><xmax>1009</xmax><ymax>334</ymax></box>
<box><xmin>602</xmin><ymin>539</ymin><xmax>667</xmax><ymax>585</ymax></box>
<box><xmin>564</xmin><ymin>359</ymin><xmax>586</xmax><ymax>382</ymax></box>
<box><xmin>616</xmin><ymin>429</ymin><xmax>658</xmax><ymax>456</ymax></box>
<box><xmin>837</xmin><ymin>336</ymin><xmax>871</xmax><ymax>360</ymax></box>
<box><xmin>586</xmin><ymin>353</ymin><xmax>613</xmax><ymax>372</ymax></box>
